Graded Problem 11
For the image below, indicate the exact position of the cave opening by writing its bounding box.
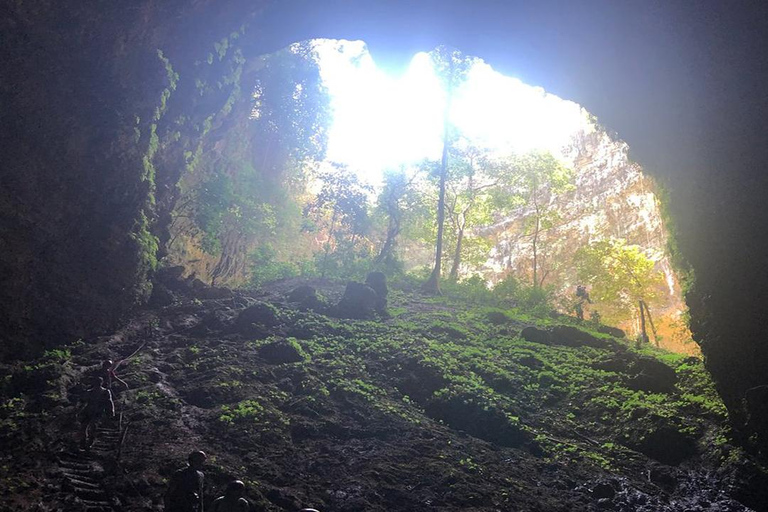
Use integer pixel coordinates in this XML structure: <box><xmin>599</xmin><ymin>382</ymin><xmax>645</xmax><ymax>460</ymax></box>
<box><xmin>164</xmin><ymin>38</ymin><xmax>696</xmax><ymax>355</ymax></box>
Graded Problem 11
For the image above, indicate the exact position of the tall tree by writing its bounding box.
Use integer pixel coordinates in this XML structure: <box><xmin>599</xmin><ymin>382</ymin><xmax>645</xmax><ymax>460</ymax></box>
<box><xmin>445</xmin><ymin>142</ymin><xmax>496</xmax><ymax>280</ymax></box>
<box><xmin>374</xmin><ymin>168</ymin><xmax>423</xmax><ymax>271</ymax></box>
<box><xmin>497</xmin><ymin>151</ymin><xmax>573</xmax><ymax>289</ymax></box>
<box><xmin>305</xmin><ymin>164</ymin><xmax>373</xmax><ymax>277</ymax></box>
<box><xmin>423</xmin><ymin>46</ymin><xmax>475</xmax><ymax>294</ymax></box>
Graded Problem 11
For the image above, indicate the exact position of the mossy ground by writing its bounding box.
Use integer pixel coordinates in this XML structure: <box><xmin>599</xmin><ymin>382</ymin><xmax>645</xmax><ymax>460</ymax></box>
<box><xmin>0</xmin><ymin>278</ymin><xmax>763</xmax><ymax>511</ymax></box>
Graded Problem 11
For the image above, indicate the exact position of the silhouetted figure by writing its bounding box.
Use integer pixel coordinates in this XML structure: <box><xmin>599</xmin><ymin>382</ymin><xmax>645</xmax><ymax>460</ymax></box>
<box><xmin>165</xmin><ymin>451</ymin><xmax>207</xmax><ymax>512</ymax></box>
<box><xmin>211</xmin><ymin>480</ymin><xmax>249</xmax><ymax>512</ymax></box>
<box><xmin>576</xmin><ymin>285</ymin><xmax>592</xmax><ymax>304</ymax></box>
<box><xmin>78</xmin><ymin>377</ymin><xmax>115</xmax><ymax>450</ymax></box>
<box><xmin>575</xmin><ymin>285</ymin><xmax>592</xmax><ymax>320</ymax></box>
<box><xmin>101</xmin><ymin>359</ymin><xmax>129</xmax><ymax>390</ymax></box>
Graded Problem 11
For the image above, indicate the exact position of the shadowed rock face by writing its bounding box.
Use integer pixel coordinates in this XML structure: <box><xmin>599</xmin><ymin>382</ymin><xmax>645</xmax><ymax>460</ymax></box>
<box><xmin>1</xmin><ymin>0</ymin><xmax>767</xmax><ymax>452</ymax></box>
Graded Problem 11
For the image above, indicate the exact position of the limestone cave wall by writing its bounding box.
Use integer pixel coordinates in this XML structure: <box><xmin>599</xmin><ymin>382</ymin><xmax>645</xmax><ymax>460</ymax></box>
<box><xmin>0</xmin><ymin>0</ymin><xmax>266</xmax><ymax>356</ymax></box>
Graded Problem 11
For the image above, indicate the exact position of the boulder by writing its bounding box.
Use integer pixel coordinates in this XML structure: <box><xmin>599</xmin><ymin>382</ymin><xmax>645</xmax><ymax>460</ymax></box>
<box><xmin>148</xmin><ymin>283</ymin><xmax>176</xmax><ymax>307</ymax></box>
<box><xmin>234</xmin><ymin>302</ymin><xmax>280</xmax><ymax>332</ymax></box>
<box><xmin>550</xmin><ymin>326</ymin><xmax>607</xmax><ymax>348</ymax></box>
<box><xmin>364</xmin><ymin>271</ymin><xmax>388</xmax><ymax>314</ymax></box>
<box><xmin>486</xmin><ymin>310</ymin><xmax>511</xmax><ymax>325</ymax></box>
<box><xmin>258</xmin><ymin>339</ymin><xmax>307</xmax><ymax>365</ymax></box>
<box><xmin>521</xmin><ymin>326</ymin><xmax>552</xmax><ymax>345</ymax></box>
<box><xmin>287</xmin><ymin>285</ymin><xmax>326</xmax><ymax>311</ymax></box>
<box><xmin>334</xmin><ymin>281</ymin><xmax>379</xmax><ymax>319</ymax></box>
<box><xmin>522</xmin><ymin>325</ymin><xmax>606</xmax><ymax>348</ymax></box>
<box><xmin>626</xmin><ymin>357</ymin><xmax>677</xmax><ymax>394</ymax></box>
<box><xmin>596</xmin><ymin>324</ymin><xmax>625</xmax><ymax>338</ymax></box>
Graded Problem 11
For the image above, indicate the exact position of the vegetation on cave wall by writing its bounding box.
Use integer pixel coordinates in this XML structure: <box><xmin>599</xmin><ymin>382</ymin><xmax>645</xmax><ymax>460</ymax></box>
<box><xmin>0</xmin><ymin>0</ymin><xmax>269</xmax><ymax>357</ymax></box>
<box><xmin>164</xmin><ymin>42</ymin><xmax>331</xmax><ymax>286</ymax></box>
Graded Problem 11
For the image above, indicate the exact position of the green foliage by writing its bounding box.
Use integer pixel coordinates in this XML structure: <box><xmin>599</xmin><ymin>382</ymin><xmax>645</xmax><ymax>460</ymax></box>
<box><xmin>219</xmin><ymin>400</ymin><xmax>265</xmax><ymax>424</ymax></box>
<box><xmin>305</xmin><ymin>164</ymin><xmax>374</xmax><ymax>278</ymax></box>
<box><xmin>575</xmin><ymin>238</ymin><xmax>665</xmax><ymax>326</ymax></box>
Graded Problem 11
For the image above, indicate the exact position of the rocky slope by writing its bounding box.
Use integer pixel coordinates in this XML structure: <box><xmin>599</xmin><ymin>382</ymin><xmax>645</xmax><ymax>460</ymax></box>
<box><xmin>1</xmin><ymin>277</ymin><xmax>765</xmax><ymax>512</ymax></box>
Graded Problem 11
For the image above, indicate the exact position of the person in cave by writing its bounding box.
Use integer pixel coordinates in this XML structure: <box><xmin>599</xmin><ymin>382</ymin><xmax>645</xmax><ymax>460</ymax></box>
<box><xmin>574</xmin><ymin>284</ymin><xmax>592</xmax><ymax>320</ymax></box>
<box><xmin>211</xmin><ymin>480</ymin><xmax>249</xmax><ymax>512</ymax></box>
<box><xmin>77</xmin><ymin>377</ymin><xmax>115</xmax><ymax>450</ymax></box>
<box><xmin>100</xmin><ymin>359</ymin><xmax>129</xmax><ymax>391</ymax></box>
<box><xmin>165</xmin><ymin>450</ymin><xmax>207</xmax><ymax>512</ymax></box>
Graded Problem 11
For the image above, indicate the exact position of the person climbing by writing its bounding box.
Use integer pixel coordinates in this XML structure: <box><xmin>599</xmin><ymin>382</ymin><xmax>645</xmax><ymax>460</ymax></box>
<box><xmin>100</xmin><ymin>359</ymin><xmax>129</xmax><ymax>391</ymax></box>
<box><xmin>211</xmin><ymin>480</ymin><xmax>249</xmax><ymax>512</ymax></box>
<box><xmin>77</xmin><ymin>377</ymin><xmax>115</xmax><ymax>450</ymax></box>
<box><xmin>165</xmin><ymin>450</ymin><xmax>207</xmax><ymax>512</ymax></box>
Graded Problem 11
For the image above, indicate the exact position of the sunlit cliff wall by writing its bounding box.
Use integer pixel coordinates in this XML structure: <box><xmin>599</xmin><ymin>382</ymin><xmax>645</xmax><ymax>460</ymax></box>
<box><xmin>485</xmin><ymin>125</ymin><xmax>696</xmax><ymax>354</ymax></box>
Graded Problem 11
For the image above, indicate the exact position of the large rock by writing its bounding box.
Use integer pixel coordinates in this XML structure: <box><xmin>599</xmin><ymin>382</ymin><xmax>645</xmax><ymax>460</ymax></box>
<box><xmin>287</xmin><ymin>285</ymin><xmax>326</xmax><ymax>312</ymax></box>
<box><xmin>258</xmin><ymin>339</ymin><xmax>307</xmax><ymax>365</ymax></box>
<box><xmin>626</xmin><ymin>357</ymin><xmax>677</xmax><ymax>394</ymax></box>
<box><xmin>364</xmin><ymin>271</ymin><xmax>388</xmax><ymax>315</ymax></box>
<box><xmin>521</xmin><ymin>325</ymin><xmax>607</xmax><ymax>348</ymax></box>
<box><xmin>333</xmin><ymin>281</ymin><xmax>379</xmax><ymax>319</ymax></box>
<box><xmin>234</xmin><ymin>302</ymin><xmax>281</xmax><ymax>332</ymax></box>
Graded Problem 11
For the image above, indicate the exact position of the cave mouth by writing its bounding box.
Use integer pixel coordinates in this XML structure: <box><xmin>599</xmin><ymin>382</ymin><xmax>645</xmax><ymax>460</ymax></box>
<box><xmin>163</xmin><ymin>38</ymin><xmax>696</xmax><ymax>355</ymax></box>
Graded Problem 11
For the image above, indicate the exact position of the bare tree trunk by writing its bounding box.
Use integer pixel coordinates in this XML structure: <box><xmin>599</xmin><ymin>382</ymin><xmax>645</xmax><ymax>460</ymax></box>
<box><xmin>532</xmin><ymin>204</ymin><xmax>540</xmax><ymax>289</ymax></box>
<box><xmin>423</xmin><ymin>84</ymin><xmax>453</xmax><ymax>295</ymax></box>
<box><xmin>320</xmin><ymin>210</ymin><xmax>338</xmax><ymax>278</ymax></box>
<box><xmin>638</xmin><ymin>300</ymin><xmax>649</xmax><ymax>344</ymax></box>
<box><xmin>449</xmin><ymin>225</ymin><xmax>464</xmax><ymax>281</ymax></box>
<box><xmin>641</xmin><ymin>300</ymin><xmax>659</xmax><ymax>347</ymax></box>
<box><xmin>375</xmin><ymin>214</ymin><xmax>400</xmax><ymax>266</ymax></box>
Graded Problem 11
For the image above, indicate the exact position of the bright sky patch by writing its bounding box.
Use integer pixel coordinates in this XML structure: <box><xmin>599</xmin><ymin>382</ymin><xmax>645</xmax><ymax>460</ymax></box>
<box><xmin>314</xmin><ymin>39</ymin><xmax>593</xmax><ymax>180</ymax></box>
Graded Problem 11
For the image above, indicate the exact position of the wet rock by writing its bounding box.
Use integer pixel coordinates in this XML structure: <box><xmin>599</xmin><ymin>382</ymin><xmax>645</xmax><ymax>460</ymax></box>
<box><xmin>258</xmin><ymin>339</ymin><xmax>307</xmax><ymax>365</ymax></box>
<box><xmin>364</xmin><ymin>271</ymin><xmax>388</xmax><ymax>315</ymax></box>
<box><xmin>234</xmin><ymin>302</ymin><xmax>280</xmax><ymax>332</ymax></box>
<box><xmin>626</xmin><ymin>357</ymin><xmax>677</xmax><ymax>394</ymax></box>
<box><xmin>333</xmin><ymin>281</ymin><xmax>379</xmax><ymax>319</ymax></box>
